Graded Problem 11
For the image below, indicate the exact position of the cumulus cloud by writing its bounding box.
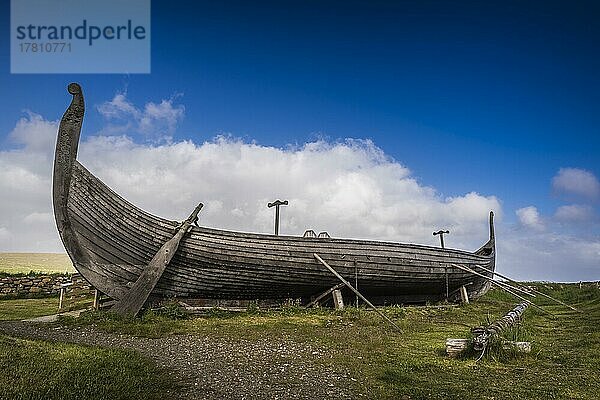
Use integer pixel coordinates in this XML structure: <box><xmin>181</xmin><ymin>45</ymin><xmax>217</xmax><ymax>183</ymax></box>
<box><xmin>1</xmin><ymin>98</ymin><xmax>598</xmax><ymax>282</ymax></box>
<box><xmin>78</xmin><ymin>136</ymin><xmax>500</xmax><ymax>250</ymax></box>
<box><xmin>516</xmin><ymin>206</ymin><xmax>544</xmax><ymax>231</ymax></box>
<box><xmin>499</xmin><ymin>231</ymin><xmax>600</xmax><ymax>282</ymax></box>
<box><xmin>552</xmin><ymin>167</ymin><xmax>600</xmax><ymax>200</ymax></box>
<box><xmin>555</xmin><ymin>204</ymin><xmax>595</xmax><ymax>223</ymax></box>
<box><xmin>0</xmin><ymin>113</ymin><xmax>60</xmax><ymax>251</ymax></box>
<box><xmin>97</xmin><ymin>92</ymin><xmax>184</xmax><ymax>141</ymax></box>
<box><xmin>9</xmin><ymin>111</ymin><xmax>58</xmax><ymax>153</ymax></box>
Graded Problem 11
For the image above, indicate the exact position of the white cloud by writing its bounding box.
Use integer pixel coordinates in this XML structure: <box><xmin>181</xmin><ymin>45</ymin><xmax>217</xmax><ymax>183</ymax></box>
<box><xmin>78</xmin><ymin>136</ymin><xmax>500</xmax><ymax>250</ymax></box>
<box><xmin>97</xmin><ymin>92</ymin><xmax>184</xmax><ymax>141</ymax></box>
<box><xmin>0</xmin><ymin>113</ymin><xmax>60</xmax><ymax>251</ymax></box>
<box><xmin>516</xmin><ymin>206</ymin><xmax>544</xmax><ymax>231</ymax></box>
<box><xmin>0</xmin><ymin>227</ymin><xmax>9</xmax><ymax>241</ymax></box>
<box><xmin>499</xmin><ymin>231</ymin><xmax>600</xmax><ymax>282</ymax></box>
<box><xmin>552</xmin><ymin>167</ymin><xmax>600</xmax><ymax>200</ymax></box>
<box><xmin>1</xmin><ymin>100</ymin><xmax>598</xmax><ymax>282</ymax></box>
<box><xmin>9</xmin><ymin>111</ymin><xmax>58</xmax><ymax>153</ymax></box>
<box><xmin>23</xmin><ymin>212</ymin><xmax>53</xmax><ymax>224</ymax></box>
<box><xmin>555</xmin><ymin>204</ymin><xmax>595</xmax><ymax>223</ymax></box>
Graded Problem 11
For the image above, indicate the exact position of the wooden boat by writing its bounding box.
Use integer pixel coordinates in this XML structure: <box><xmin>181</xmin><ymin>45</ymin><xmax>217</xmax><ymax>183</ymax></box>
<box><xmin>53</xmin><ymin>83</ymin><xmax>496</xmax><ymax>307</ymax></box>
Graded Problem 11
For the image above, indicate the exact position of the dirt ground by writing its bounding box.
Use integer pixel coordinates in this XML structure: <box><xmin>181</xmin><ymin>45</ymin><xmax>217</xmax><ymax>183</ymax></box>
<box><xmin>0</xmin><ymin>320</ymin><xmax>363</xmax><ymax>400</ymax></box>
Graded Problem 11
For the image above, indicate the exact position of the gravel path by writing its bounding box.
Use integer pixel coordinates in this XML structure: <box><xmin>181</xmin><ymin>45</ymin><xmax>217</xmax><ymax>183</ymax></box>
<box><xmin>0</xmin><ymin>320</ymin><xmax>363</xmax><ymax>399</ymax></box>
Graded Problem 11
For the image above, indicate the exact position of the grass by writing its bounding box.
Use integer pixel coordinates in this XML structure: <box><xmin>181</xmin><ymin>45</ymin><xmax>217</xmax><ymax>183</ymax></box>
<box><xmin>0</xmin><ymin>295</ymin><xmax>94</xmax><ymax>321</ymax></box>
<box><xmin>0</xmin><ymin>253</ymin><xmax>75</xmax><ymax>275</ymax></box>
<box><xmin>0</xmin><ymin>297</ymin><xmax>60</xmax><ymax>321</ymax></box>
<box><xmin>0</xmin><ymin>335</ymin><xmax>178</xmax><ymax>400</ymax></box>
<box><xmin>1</xmin><ymin>283</ymin><xmax>599</xmax><ymax>399</ymax></box>
<box><xmin>60</xmin><ymin>283</ymin><xmax>600</xmax><ymax>399</ymax></box>
<box><xmin>0</xmin><ymin>296</ymin><xmax>178</xmax><ymax>400</ymax></box>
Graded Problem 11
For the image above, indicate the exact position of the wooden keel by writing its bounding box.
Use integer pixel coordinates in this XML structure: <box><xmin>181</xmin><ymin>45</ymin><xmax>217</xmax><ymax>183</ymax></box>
<box><xmin>111</xmin><ymin>203</ymin><xmax>203</xmax><ymax>316</ymax></box>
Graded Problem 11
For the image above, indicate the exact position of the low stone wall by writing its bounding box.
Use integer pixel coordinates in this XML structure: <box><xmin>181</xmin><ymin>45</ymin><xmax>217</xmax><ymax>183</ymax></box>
<box><xmin>0</xmin><ymin>273</ymin><xmax>93</xmax><ymax>298</ymax></box>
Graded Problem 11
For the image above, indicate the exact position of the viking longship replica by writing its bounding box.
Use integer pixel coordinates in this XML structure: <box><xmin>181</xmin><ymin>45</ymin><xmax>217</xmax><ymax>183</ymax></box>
<box><xmin>53</xmin><ymin>83</ymin><xmax>496</xmax><ymax>315</ymax></box>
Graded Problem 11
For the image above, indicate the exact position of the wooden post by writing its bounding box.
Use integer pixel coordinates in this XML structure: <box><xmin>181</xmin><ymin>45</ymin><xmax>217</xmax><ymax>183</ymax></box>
<box><xmin>58</xmin><ymin>287</ymin><xmax>65</xmax><ymax>310</ymax></box>
<box><xmin>306</xmin><ymin>283</ymin><xmax>344</xmax><ymax>307</ymax></box>
<box><xmin>474</xmin><ymin>263</ymin><xmax>580</xmax><ymax>312</ymax></box>
<box><xmin>451</xmin><ymin>263</ymin><xmax>553</xmax><ymax>316</ymax></box>
<box><xmin>354</xmin><ymin>260</ymin><xmax>359</xmax><ymax>308</ymax></box>
<box><xmin>433</xmin><ymin>229</ymin><xmax>449</xmax><ymax>248</ymax></box>
<box><xmin>93</xmin><ymin>289</ymin><xmax>99</xmax><ymax>310</ymax></box>
<box><xmin>459</xmin><ymin>285</ymin><xmax>469</xmax><ymax>304</ymax></box>
<box><xmin>267</xmin><ymin>200</ymin><xmax>288</xmax><ymax>236</ymax></box>
<box><xmin>445</xmin><ymin>266</ymin><xmax>449</xmax><ymax>300</ymax></box>
<box><xmin>332</xmin><ymin>289</ymin><xmax>344</xmax><ymax>310</ymax></box>
<box><xmin>313</xmin><ymin>253</ymin><xmax>401</xmax><ymax>331</ymax></box>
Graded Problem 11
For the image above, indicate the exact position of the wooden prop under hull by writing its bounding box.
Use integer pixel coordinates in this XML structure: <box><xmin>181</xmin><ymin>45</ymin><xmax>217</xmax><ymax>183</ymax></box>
<box><xmin>53</xmin><ymin>83</ymin><xmax>496</xmax><ymax>306</ymax></box>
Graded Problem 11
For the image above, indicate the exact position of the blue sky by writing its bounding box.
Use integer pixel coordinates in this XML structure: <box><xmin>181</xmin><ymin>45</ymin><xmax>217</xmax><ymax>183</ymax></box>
<box><xmin>1</xmin><ymin>0</ymin><xmax>599</xmax><ymax>215</ymax></box>
<box><xmin>0</xmin><ymin>1</ymin><xmax>599</xmax><ymax>280</ymax></box>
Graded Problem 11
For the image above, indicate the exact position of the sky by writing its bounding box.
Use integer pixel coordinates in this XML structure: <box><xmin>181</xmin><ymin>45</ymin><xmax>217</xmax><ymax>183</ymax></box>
<box><xmin>0</xmin><ymin>0</ymin><xmax>599</xmax><ymax>281</ymax></box>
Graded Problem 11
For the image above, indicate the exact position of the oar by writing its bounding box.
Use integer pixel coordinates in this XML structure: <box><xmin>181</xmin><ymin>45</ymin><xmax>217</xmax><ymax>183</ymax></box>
<box><xmin>474</xmin><ymin>264</ymin><xmax>582</xmax><ymax>313</ymax></box>
<box><xmin>450</xmin><ymin>263</ymin><xmax>553</xmax><ymax>316</ymax></box>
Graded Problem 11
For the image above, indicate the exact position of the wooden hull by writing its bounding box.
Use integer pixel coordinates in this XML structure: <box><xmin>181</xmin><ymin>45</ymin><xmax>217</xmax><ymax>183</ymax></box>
<box><xmin>53</xmin><ymin>84</ymin><xmax>496</xmax><ymax>304</ymax></box>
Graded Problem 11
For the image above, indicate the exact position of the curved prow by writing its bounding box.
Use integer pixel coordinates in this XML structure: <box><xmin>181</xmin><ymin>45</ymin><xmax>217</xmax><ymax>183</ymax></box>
<box><xmin>475</xmin><ymin>211</ymin><xmax>495</xmax><ymax>256</ymax></box>
<box><xmin>489</xmin><ymin>211</ymin><xmax>495</xmax><ymax>242</ymax></box>
<box><xmin>53</xmin><ymin>83</ymin><xmax>88</xmax><ymax>264</ymax></box>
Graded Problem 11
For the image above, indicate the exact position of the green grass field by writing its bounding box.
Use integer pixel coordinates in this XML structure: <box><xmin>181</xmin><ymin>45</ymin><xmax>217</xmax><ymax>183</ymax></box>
<box><xmin>1</xmin><ymin>283</ymin><xmax>599</xmax><ymax>399</ymax></box>
<box><xmin>0</xmin><ymin>335</ymin><xmax>177</xmax><ymax>400</ymax></box>
<box><xmin>0</xmin><ymin>253</ymin><xmax>75</xmax><ymax>275</ymax></box>
<box><xmin>0</xmin><ymin>298</ymin><xmax>60</xmax><ymax>321</ymax></box>
<box><xmin>61</xmin><ymin>284</ymin><xmax>600</xmax><ymax>399</ymax></box>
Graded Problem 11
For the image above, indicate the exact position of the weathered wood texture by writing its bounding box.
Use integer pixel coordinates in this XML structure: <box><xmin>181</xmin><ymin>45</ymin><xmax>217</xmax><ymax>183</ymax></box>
<box><xmin>472</xmin><ymin>302</ymin><xmax>529</xmax><ymax>350</ymax></box>
<box><xmin>306</xmin><ymin>283</ymin><xmax>345</xmax><ymax>307</ymax></box>
<box><xmin>111</xmin><ymin>203</ymin><xmax>203</xmax><ymax>316</ymax></box>
<box><xmin>446</xmin><ymin>338</ymin><xmax>470</xmax><ymax>358</ymax></box>
<box><xmin>53</xmin><ymin>83</ymin><xmax>497</xmax><ymax>306</ymax></box>
<box><xmin>314</xmin><ymin>253</ymin><xmax>401</xmax><ymax>331</ymax></box>
<box><xmin>332</xmin><ymin>289</ymin><xmax>344</xmax><ymax>310</ymax></box>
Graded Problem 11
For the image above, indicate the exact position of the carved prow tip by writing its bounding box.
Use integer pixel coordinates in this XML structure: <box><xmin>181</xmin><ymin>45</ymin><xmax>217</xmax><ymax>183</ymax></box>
<box><xmin>68</xmin><ymin>82</ymin><xmax>82</xmax><ymax>95</ymax></box>
<box><xmin>489</xmin><ymin>211</ymin><xmax>495</xmax><ymax>241</ymax></box>
<box><xmin>53</xmin><ymin>82</ymin><xmax>90</xmax><ymax>269</ymax></box>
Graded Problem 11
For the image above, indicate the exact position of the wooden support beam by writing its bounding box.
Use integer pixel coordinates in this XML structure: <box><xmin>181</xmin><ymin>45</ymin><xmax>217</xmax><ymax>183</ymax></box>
<box><xmin>111</xmin><ymin>203</ymin><xmax>203</xmax><ymax>317</ymax></box>
<box><xmin>454</xmin><ymin>264</ymin><xmax>536</xmax><ymax>299</ymax></box>
<box><xmin>459</xmin><ymin>285</ymin><xmax>469</xmax><ymax>304</ymax></box>
<box><xmin>474</xmin><ymin>264</ymin><xmax>581</xmax><ymax>313</ymax></box>
<box><xmin>93</xmin><ymin>289</ymin><xmax>99</xmax><ymax>310</ymax></box>
<box><xmin>313</xmin><ymin>253</ymin><xmax>401</xmax><ymax>332</ymax></box>
<box><xmin>332</xmin><ymin>289</ymin><xmax>344</xmax><ymax>310</ymax></box>
<box><xmin>450</xmin><ymin>263</ymin><xmax>553</xmax><ymax>316</ymax></box>
<box><xmin>307</xmin><ymin>283</ymin><xmax>345</xmax><ymax>308</ymax></box>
